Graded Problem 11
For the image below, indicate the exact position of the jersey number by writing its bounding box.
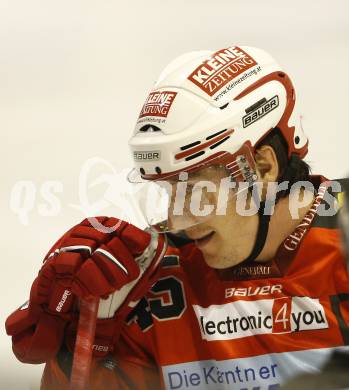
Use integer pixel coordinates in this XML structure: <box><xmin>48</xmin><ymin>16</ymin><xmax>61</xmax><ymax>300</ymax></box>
<box><xmin>127</xmin><ymin>273</ymin><xmax>186</xmax><ymax>330</ymax></box>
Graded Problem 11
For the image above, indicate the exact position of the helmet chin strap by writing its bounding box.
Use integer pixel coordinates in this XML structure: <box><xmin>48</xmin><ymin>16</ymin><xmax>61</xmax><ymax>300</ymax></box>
<box><xmin>239</xmin><ymin>153</ymin><xmax>299</xmax><ymax>265</ymax></box>
<box><xmin>241</xmin><ymin>200</ymin><xmax>271</xmax><ymax>264</ymax></box>
<box><xmin>241</xmin><ymin>153</ymin><xmax>303</xmax><ymax>264</ymax></box>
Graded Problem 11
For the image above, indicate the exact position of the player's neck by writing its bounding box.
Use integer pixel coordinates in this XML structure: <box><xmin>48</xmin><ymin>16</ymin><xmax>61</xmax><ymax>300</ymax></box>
<box><xmin>255</xmin><ymin>188</ymin><xmax>315</xmax><ymax>262</ymax></box>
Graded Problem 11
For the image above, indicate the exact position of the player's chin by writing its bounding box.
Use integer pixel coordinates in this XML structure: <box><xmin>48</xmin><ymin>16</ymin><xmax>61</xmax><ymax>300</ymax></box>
<box><xmin>197</xmin><ymin>238</ymin><xmax>226</xmax><ymax>268</ymax></box>
<box><xmin>202</xmin><ymin>253</ymin><xmax>230</xmax><ymax>269</ymax></box>
<box><xmin>202</xmin><ymin>253</ymin><xmax>221</xmax><ymax>268</ymax></box>
<box><xmin>203</xmin><ymin>254</ymin><xmax>242</xmax><ymax>270</ymax></box>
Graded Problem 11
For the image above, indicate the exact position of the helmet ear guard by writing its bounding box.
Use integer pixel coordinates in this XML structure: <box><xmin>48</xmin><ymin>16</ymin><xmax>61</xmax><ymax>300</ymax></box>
<box><xmin>235</xmin><ymin>71</ymin><xmax>308</xmax><ymax>160</ymax></box>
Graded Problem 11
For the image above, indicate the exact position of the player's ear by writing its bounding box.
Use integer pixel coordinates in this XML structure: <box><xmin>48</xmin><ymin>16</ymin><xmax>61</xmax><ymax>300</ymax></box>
<box><xmin>255</xmin><ymin>145</ymin><xmax>279</xmax><ymax>182</ymax></box>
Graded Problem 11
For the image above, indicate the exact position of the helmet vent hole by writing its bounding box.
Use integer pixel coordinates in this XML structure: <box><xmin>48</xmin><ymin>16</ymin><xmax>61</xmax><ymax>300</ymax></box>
<box><xmin>210</xmin><ymin>136</ymin><xmax>230</xmax><ymax>150</ymax></box>
<box><xmin>139</xmin><ymin>125</ymin><xmax>162</xmax><ymax>132</ymax></box>
<box><xmin>220</xmin><ymin>103</ymin><xmax>229</xmax><ymax>110</ymax></box>
<box><xmin>140</xmin><ymin>168</ymin><xmax>145</xmax><ymax>175</ymax></box>
<box><xmin>245</xmin><ymin>98</ymin><xmax>267</xmax><ymax>114</ymax></box>
<box><xmin>206</xmin><ymin>129</ymin><xmax>227</xmax><ymax>140</ymax></box>
<box><xmin>185</xmin><ymin>150</ymin><xmax>205</xmax><ymax>161</ymax></box>
<box><xmin>155</xmin><ymin>166</ymin><xmax>162</xmax><ymax>174</ymax></box>
<box><xmin>180</xmin><ymin>140</ymin><xmax>201</xmax><ymax>151</ymax></box>
<box><xmin>295</xmin><ymin>136</ymin><xmax>300</xmax><ymax>145</ymax></box>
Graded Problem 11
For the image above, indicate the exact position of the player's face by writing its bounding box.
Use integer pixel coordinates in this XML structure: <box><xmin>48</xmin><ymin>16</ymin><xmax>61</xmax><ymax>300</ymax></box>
<box><xmin>181</xmin><ymin>165</ymin><xmax>259</xmax><ymax>269</ymax></box>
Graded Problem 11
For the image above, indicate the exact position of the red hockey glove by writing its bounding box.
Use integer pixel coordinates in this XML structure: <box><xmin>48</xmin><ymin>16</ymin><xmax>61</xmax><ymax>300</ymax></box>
<box><xmin>6</xmin><ymin>217</ymin><xmax>167</xmax><ymax>362</ymax></box>
<box><xmin>5</xmin><ymin>283</ymin><xmax>68</xmax><ymax>363</ymax></box>
<box><xmin>35</xmin><ymin>217</ymin><xmax>166</xmax><ymax>314</ymax></box>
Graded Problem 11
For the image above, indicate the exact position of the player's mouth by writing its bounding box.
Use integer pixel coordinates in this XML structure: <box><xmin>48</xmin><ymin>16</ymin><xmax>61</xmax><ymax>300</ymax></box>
<box><xmin>193</xmin><ymin>231</ymin><xmax>215</xmax><ymax>248</ymax></box>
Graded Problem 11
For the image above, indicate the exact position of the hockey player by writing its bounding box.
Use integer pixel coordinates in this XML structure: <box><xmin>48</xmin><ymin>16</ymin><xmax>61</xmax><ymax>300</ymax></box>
<box><xmin>6</xmin><ymin>46</ymin><xmax>349</xmax><ymax>389</ymax></box>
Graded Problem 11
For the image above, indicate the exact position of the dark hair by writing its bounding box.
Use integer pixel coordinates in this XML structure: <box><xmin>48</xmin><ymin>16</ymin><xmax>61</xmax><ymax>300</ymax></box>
<box><xmin>257</xmin><ymin>127</ymin><xmax>311</xmax><ymax>198</ymax></box>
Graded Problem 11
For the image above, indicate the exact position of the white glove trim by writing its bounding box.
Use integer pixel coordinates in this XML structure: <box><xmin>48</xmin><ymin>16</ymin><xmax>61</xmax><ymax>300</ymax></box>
<box><xmin>94</xmin><ymin>248</ymin><xmax>128</xmax><ymax>275</ymax></box>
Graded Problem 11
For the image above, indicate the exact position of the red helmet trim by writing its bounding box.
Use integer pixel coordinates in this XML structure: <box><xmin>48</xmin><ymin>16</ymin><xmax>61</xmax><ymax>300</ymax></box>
<box><xmin>235</xmin><ymin>71</ymin><xmax>308</xmax><ymax>159</ymax></box>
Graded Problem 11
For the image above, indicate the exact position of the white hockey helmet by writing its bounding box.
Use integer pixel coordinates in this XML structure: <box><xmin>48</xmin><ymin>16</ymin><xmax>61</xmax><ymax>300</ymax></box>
<box><xmin>129</xmin><ymin>45</ymin><xmax>308</xmax><ymax>184</ymax></box>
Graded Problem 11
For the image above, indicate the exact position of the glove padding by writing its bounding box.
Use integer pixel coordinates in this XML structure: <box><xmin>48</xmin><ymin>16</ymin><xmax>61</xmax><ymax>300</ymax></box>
<box><xmin>6</xmin><ymin>217</ymin><xmax>166</xmax><ymax>362</ymax></box>
<box><xmin>34</xmin><ymin>217</ymin><xmax>166</xmax><ymax>319</ymax></box>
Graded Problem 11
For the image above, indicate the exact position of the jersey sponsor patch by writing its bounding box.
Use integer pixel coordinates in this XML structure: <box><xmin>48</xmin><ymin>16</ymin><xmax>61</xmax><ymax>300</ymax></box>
<box><xmin>188</xmin><ymin>46</ymin><xmax>258</xmax><ymax>97</ymax></box>
<box><xmin>162</xmin><ymin>347</ymin><xmax>344</xmax><ymax>389</ymax></box>
<box><xmin>193</xmin><ymin>296</ymin><xmax>328</xmax><ymax>341</ymax></box>
<box><xmin>225</xmin><ymin>284</ymin><xmax>282</xmax><ymax>298</ymax></box>
<box><xmin>284</xmin><ymin>183</ymin><xmax>328</xmax><ymax>251</ymax></box>
<box><xmin>139</xmin><ymin>91</ymin><xmax>177</xmax><ymax>119</ymax></box>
